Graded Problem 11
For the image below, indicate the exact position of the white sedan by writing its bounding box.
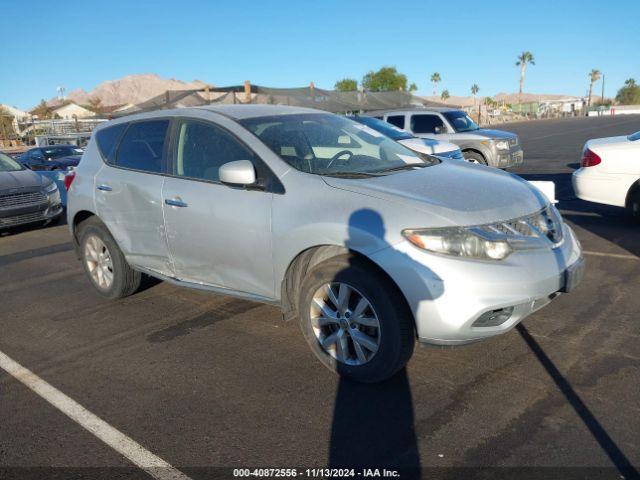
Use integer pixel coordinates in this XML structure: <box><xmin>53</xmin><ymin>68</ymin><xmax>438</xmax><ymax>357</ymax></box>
<box><xmin>572</xmin><ymin>131</ymin><xmax>640</xmax><ymax>216</ymax></box>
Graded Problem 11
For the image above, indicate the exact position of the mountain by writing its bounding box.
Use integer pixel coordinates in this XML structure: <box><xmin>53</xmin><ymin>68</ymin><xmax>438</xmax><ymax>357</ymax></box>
<box><xmin>50</xmin><ymin>74</ymin><xmax>209</xmax><ymax>107</ymax></box>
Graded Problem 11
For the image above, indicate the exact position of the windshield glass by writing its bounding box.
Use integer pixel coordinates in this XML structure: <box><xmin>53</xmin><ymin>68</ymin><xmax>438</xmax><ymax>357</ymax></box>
<box><xmin>348</xmin><ymin>116</ymin><xmax>413</xmax><ymax>141</ymax></box>
<box><xmin>442</xmin><ymin>111</ymin><xmax>480</xmax><ymax>132</ymax></box>
<box><xmin>0</xmin><ymin>152</ymin><xmax>24</xmax><ymax>172</ymax></box>
<box><xmin>41</xmin><ymin>146</ymin><xmax>82</xmax><ymax>159</ymax></box>
<box><xmin>628</xmin><ymin>131</ymin><xmax>640</xmax><ymax>141</ymax></box>
<box><xmin>241</xmin><ymin>113</ymin><xmax>437</xmax><ymax>176</ymax></box>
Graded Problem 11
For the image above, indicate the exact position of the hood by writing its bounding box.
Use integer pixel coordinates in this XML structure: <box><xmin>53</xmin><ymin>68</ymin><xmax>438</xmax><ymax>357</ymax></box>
<box><xmin>0</xmin><ymin>168</ymin><xmax>46</xmax><ymax>191</ymax></box>
<box><xmin>399</xmin><ymin>138</ymin><xmax>460</xmax><ymax>155</ymax></box>
<box><xmin>470</xmin><ymin>128</ymin><xmax>517</xmax><ymax>140</ymax></box>
<box><xmin>322</xmin><ymin>162</ymin><xmax>549</xmax><ymax>227</ymax></box>
<box><xmin>51</xmin><ymin>155</ymin><xmax>81</xmax><ymax>166</ymax></box>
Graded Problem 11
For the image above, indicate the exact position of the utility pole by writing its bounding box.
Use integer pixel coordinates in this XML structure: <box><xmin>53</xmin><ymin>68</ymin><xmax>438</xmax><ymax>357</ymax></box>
<box><xmin>601</xmin><ymin>74</ymin><xmax>605</xmax><ymax>103</ymax></box>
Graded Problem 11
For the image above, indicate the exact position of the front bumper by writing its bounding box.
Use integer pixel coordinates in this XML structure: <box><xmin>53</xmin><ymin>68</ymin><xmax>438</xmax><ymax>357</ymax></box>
<box><xmin>0</xmin><ymin>190</ymin><xmax>63</xmax><ymax>230</ymax></box>
<box><xmin>495</xmin><ymin>148</ymin><xmax>524</xmax><ymax>168</ymax></box>
<box><xmin>370</xmin><ymin>223</ymin><xmax>583</xmax><ymax>345</ymax></box>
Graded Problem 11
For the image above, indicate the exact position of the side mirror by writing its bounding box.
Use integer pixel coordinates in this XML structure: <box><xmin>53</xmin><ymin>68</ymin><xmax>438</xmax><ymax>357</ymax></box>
<box><xmin>219</xmin><ymin>160</ymin><xmax>257</xmax><ymax>186</ymax></box>
<box><xmin>434</xmin><ymin>126</ymin><xmax>446</xmax><ymax>134</ymax></box>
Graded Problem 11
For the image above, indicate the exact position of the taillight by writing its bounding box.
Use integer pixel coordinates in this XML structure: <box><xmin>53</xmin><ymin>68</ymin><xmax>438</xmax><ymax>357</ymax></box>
<box><xmin>581</xmin><ymin>148</ymin><xmax>601</xmax><ymax>167</ymax></box>
<box><xmin>64</xmin><ymin>171</ymin><xmax>76</xmax><ymax>190</ymax></box>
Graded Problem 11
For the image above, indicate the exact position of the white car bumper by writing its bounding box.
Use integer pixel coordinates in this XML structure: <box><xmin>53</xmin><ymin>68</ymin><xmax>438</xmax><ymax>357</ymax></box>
<box><xmin>572</xmin><ymin>167</ymin><xmax>632</xmax><ymax>208</ymax></box>
<box><xmin>371</xmin><ymin>224</ymin><xmax>583</xmax><ymax>345</ymax></box>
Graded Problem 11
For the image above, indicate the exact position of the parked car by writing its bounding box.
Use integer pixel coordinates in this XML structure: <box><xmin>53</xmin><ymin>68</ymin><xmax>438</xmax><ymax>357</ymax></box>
<box><xmin>0</xmin><ymin>151</ymin><xmax>63</xmax><ymax>230</ymax></box>
<box><xmin>19</xmin><ymin>144</ymin><xmax>84</xmax><ymax>171</ymax></box>
<box><xmin>370</xmin><ymin>107</ymin><xmax>523</xmax><ymax>168</ymax></box>
<box><xmin>572</xmin><ymin>131</ymin><xmax>640</xmax><ymax>217</ymax></box>
<box><xmin>347</xmin><ymin>115</ymin><xmax>465</xmax><ymax>161</ymax></box>
<box><xmin>67</xmin><ymin>105</ymin><xmax>583</xmax><ymax>383</ymax></box>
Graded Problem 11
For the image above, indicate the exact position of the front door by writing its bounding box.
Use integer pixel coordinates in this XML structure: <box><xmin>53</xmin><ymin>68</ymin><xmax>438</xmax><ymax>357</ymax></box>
<box><xmin>162</xmin><ymin>118</ymin><xmax>274</xmax><ymax>299</ymax></box>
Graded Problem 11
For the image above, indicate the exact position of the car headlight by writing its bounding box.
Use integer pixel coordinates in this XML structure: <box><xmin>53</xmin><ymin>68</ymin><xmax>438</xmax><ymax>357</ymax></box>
<box><xmin>495</xmin><ymin>140</ymin><xmax>510</xmax><ymax>150</ymax></box>
<box><xmin>43</xmin><ymin>181</ymin><xmax>58</xmax><ymax>194</ymax></box>
<box><xmin>402</xmin><ymin>227</ymin><xmax>513</xmax><ymax>260</ymax></box>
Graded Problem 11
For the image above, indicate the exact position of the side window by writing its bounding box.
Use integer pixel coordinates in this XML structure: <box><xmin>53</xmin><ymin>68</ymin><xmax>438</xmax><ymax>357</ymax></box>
<box><xmin>175</xmin><ymin>120</ymin><xmax>257</xmax><ymax>182</ymax></box>
<box><xmin>96</xmin><ymin>123</ymin><xmax>127</xmax><ymax>163</ymax></box>
<box><xmin>386</xmin><ymin>115</ymin><xmax>405</xmax><ymax>129</ymax></box>
<box><xmin>115</xmin><ymin>120</ymin><xmax>169</xmax><ymax>173</ymax></box>
<box><xmin>31</xmin><ymin>150</ymin><xmax>45</xmax><ymax>161</ymax></box>
<box><xmin>410</xmin><ymin>114</ymin><xmax>444</xmax><ymax>134</ymax></box>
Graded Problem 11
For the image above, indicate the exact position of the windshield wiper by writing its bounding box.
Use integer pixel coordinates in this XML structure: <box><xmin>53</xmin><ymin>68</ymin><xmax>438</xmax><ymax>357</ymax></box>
<box><xmin>322</xmin><ymin>171</ymin><xmax>383</xmax><ymax>178</ymax></box>
<box><xmin>376</xmin><ymin>163</ymin><xmax>428</xmax><ymax>174</ymax></box>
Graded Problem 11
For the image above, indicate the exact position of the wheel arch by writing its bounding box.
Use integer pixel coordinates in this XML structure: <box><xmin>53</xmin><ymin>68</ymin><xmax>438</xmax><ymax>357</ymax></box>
<box><xmin>279</xmin><ymin>245</ymin><xmax>416</xmax><ymax>334</ymax></box>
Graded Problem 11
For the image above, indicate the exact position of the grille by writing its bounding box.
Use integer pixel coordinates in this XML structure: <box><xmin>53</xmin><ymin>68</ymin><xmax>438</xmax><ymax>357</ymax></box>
<box><xmin>0</xmin><ymin>211</ymin><xmax>46</xmax><ymax>227</ymax></box>
<box><xmin>0</xmin><ymin>191</ymin><xmax>47</xmax><ymax>209</ymax></box>
<box><xmin>475</xmin><ymin>207</ymin><xmax>564</xmax><ymax>246</ymax></box>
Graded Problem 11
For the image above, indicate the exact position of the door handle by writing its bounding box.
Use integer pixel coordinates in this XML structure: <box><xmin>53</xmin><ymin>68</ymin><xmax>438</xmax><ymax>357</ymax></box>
<box><xmin>97</xmin><ymin>184</ymin><xmax>112</xmax><ymax>192</ymax></box>
<box><xmin>164</xmin><ymin>198</ymin><xmax>188</xmax><ymax>208</ymax></box>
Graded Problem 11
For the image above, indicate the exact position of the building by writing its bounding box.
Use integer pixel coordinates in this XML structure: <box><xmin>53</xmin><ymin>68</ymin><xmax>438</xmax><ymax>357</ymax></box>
<box><xmin>51</xmin><ymin>102</ymin><xmax>95</xmax><ymax>120</ymax></box>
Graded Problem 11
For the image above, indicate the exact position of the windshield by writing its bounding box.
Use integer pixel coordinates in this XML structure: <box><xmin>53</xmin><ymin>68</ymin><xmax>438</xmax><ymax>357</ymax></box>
<box><xmin>241</xmin><ymin>113</ymin><xmax>437</xmax><ymax>177</ymax></box>
<box><xmin>0</xmin><ymin>152</ymin><xmax>24</xmax><ymax>172</ymax></box>
<box><xmin>348</xmin><ymin>116</ymin><xmax>413</xmax><ymax>141</ymax></box>
<box><xmin>41</xmin><ymin>146</ymin><xmax>83</xmax><ymax>159</ymax></box>
<box><xmin>442</xmin><ymin>111</ymin><xmax>480</xmax><ymax>132</ymax></box>
<box><xmin>628</xmin><ymin>131</ymin><xmax>640</xmax><ymax>141</ymax></box>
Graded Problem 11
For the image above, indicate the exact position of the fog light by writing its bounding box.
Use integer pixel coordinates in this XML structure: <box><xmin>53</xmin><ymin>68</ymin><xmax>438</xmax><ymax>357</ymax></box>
<box><xmin>472</xmin><ymin>307</ymin><xmax>514</xmax><ymax>327</ymax></box>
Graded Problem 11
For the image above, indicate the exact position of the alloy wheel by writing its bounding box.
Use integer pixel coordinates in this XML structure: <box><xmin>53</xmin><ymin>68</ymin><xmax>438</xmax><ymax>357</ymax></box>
<box><xmin>310</xmin><ymin>282</ymin><xmax>381</xmax><ymax>365</ymax></box>
<box><xmin>84</xmin><ymin>235</ymin><xmax>114</xmax><ymax>290</ymax></box>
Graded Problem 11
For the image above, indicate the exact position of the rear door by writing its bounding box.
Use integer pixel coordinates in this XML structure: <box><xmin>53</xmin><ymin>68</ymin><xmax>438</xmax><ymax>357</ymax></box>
<box><xmin>162</xmin><ymin>117</ymin><xmax>274</xmax><ymax>298</ymax></box>
<box><xmin>94</xmin><ymin>119</ymin><xmax>174</xmax><ymax>276</ymax></box>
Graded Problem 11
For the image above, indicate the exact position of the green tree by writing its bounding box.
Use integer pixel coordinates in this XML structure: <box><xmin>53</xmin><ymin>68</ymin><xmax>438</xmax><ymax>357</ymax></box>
<box><xmin>471</xmin><ymin>84</ymin><xmax>480</xmax><ymax>105</ymax></box>
<box><xmin>587</xmin><ymin>69</ymin><xmax>601</xmax><ymax>107</ymax></box>
<box><xmin>441</xmin><ymin>89</ymin><xmax>450</xmax><ymax>101</ymax></box>
<box><xmin>334</xmin><ymin>78</ymin><xmax>358</xmax><ymax>92</ymax></box>
<box><xmin>0</xmin><ymin>106</ymin><xmax>16</xmax><ymax>143</ymax></box>
<box><xmin>515</xmin><ymin>51</ymin><xmax>535</xmax><ymax>103</ymax></box>
<box><xmin>430</xmin><ymin>72</ymin><xmax>441</xmax><ymax>96</ymax></box>
<box><xmin>32</xmin><ymin>99</ymin><xmax>53</xmax><ymax>119</ymax></box>
<box><xmin>615</xmin><ymin>78</ymin><xmax>640</xmax><ymax>105</ymax></box>
<box><xmin>361</xmin><ymin>66</ymin><xmax>408</xmax><ymax>92</ymax></box>
<box><xmin>409</xmin><ymin>82</ymin><xmax>418</xmax><ymax>93</ymax></box>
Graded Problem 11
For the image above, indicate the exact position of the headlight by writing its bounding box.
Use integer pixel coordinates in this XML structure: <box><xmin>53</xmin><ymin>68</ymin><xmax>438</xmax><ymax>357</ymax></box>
<box><xmin>402</xmin><ymin>227</ymin><xmax>513</xmax><ymax>260</ymax></box>
<box><xmin>43</xmin><ymin>181</ymin><xmax>58</xmax><ymax>194</ymax></box>
<box><xmin>495</xmin><ymin>140</ymin><xmax>510</xmax><ymax>150</ymax></box>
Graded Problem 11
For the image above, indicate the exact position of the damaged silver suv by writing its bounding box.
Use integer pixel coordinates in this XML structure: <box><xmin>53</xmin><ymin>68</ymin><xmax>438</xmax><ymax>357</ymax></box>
<box><xmin>67</xmin><ymin>105</ymin><xmax>582</xmax><ymax>383</ymax></box>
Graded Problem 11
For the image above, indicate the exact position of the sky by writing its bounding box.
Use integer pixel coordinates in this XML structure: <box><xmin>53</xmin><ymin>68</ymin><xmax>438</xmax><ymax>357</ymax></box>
<box><xmin>2</xmin><ymin>0</ymin><xmax>639</xmax><ymax>110</ymax></box>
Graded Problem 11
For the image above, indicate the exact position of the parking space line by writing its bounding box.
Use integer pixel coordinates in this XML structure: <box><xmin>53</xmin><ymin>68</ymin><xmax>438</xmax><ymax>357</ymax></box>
<box><xmin>583</xmin><ymin>250</ymin><xmax>638</xmax><ymax>260</ymax></box>
<box><xmin>0</xmin><ymin>350</ymin><xmax>191</xmax><ymax>480</ymax></box>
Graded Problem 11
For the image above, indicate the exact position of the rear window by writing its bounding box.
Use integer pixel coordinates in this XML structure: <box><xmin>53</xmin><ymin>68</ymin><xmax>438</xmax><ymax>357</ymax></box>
<box><xmin>628</xmin><ymin>131</ymin><xmax>640</xmax><ymax>141</ymax></box>
<box><xmin>115</xmin><ymin>120</ymin><xmax>169</xmax><ymax>173</ymax></box>
<box><xmin>96</xmin><ymin>123</ymin><xmax>127</xmax><ymax>163</ymax></box>
<box><xmin>386</xmin><ymin>115</ymin><xmax>405</xmax><ymax>129</ymax></box>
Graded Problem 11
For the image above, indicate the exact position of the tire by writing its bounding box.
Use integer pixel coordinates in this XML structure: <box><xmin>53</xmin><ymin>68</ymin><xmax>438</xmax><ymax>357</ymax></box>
<box><xmin>463</xmin><ymin>151</ymin><xmax>488</xmax><ymax>165</ymax></box>
<box><xmin>298</xmin><ymin>255</ymin><xmax>415</xmax><ymax>383</ymax></box>
<box><xmin>77</xmin><ymin>217</ymin><xmax>142</xmax><ymax>299</ymax></box>
<box><xmin>627</xmin><ymin>188</ymin><xmax>640</xmax><ymax>220</ymax></box>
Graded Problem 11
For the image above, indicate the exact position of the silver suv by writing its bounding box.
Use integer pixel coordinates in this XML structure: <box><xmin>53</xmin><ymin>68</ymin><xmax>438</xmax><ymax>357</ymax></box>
<box><xmin>67</xmin><ymin>105</ymin><xmax>583</xmax><ymax>383</ymax></box>
<box><xmin>371</xmin><ymin>108</ymin><xmax>524</xmax><ymax>168</ymax></box>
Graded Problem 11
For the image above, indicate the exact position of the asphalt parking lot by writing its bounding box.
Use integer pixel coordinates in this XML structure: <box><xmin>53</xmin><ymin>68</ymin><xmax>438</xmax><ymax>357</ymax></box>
<box><xmin>1</xmin><ymin>115</ymin><xmax>639</xmax><ymax>479</ymax></box>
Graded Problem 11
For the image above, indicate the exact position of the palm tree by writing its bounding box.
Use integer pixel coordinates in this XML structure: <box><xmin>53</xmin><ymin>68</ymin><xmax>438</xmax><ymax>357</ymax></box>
<box><xmin>587</xmin><ymin>69</ymin><xmax>601</xmax><ymax>107</ymax></box>
<box><xmin>441</xmin><ymin>89</ymin><xmax>450</xmax><ymax>102</ymax></box>
<box><xmin>515</xmin><ymin>51</ymin><xmax>535</xmax><ymax>104</ymax></box>
<box><xmin>430</xmin><ymin>72</ymin><xmax>441</xmax><ymax>96</ymax></box>
<box><xmin>471</xmin><ymin>84</ymin><xmax>480</xmax><ymax>105</ymax></box>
